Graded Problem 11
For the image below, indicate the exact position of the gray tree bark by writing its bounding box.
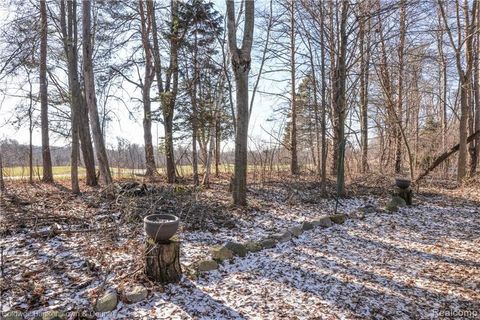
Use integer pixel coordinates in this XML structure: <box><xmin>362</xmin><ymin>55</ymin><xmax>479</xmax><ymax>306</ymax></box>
<box><xmin>359</xmin><ymin>1</ymin><xmax>371</xmax><ymax>174</ymax></box>
<box><xmin>0</xmin><ymin>144</ymin><xmax>5</xmax><ymax>194</ymax></box>
<box><xmin>226</xmin><ymin>0</ymin><xmax>254</xmax><ymax>206</ymax></box>
<box><xmin>438</xmin><ymin>0</ymin><xmax>477</xmax><ymax>182</ymax></box>
<box><xmin>83</xmin><ymin>0</ymin><xmax>113</xmax><ymax>185</ymax></box>
<box><xmin>60</xmin><ymin>0</ymin><xmax>81</xmax><ymax>193</ymax></box>
<box><xmin>140</xmin><ymin>0</ymin><xmax>158</xmax><ymax>178</ymax></box>
<box><xmin>395</xmin><ymin>0</ymin><xmax>406</xmax><ymax>174</ymax></box>
<box><xmin>289</xmin><ymin>0</ymin><xmax>299</xmax><ymax>175</ymax></box>
<box><xmin>40</xmin><ymin>0</ymin><xmax>53</xmax><ymax>183</ymax></box>
<box><xmin>333</xmin><ymin>0</ymin><xmax>349</xmax><ymax>196</ymax></box>
<box><xmin>148</xmin><ymin>0</ymin><xmax>177</xmax><ymax>183</ymax></box>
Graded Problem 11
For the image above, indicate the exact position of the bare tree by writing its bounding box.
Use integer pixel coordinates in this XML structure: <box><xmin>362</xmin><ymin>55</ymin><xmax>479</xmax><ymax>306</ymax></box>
<box><xmin>436</xmin><ymin>5</ymin><xmax>448</xmax><ymax>176</ymax></box>
<box><xmin>438</xmin><ymin>0</ymin><xmax>478</xmax><ymax>182</ymax></box>
<box><xmin>40</xmin><ymin>0</ymin><xmax>53</xmax><ymax>183</ymax></box>
<box><xmin>394</xmin><ymin>0</ymin><xmax>406</xmax><ymax>174</ymax></box>
<box><xmin>319</xmin><ymin>1</ymin><xmax>328</xmax><ymax>191</ymax></box>
<box><xmin>289</xmin><ymin>0</ymin><xmax>299</xmax><ymax>175</ymax></box>
<box><xmin>148</xmin><ymin>0</ymin><xmax>181</xmax><ymax>183</ymax></box>
<box><xmin>0</xmin><ymin>143</ymin><xmax>5</xmax><ymax>194</ymax></box>
<box><xmin>359</xmin><ymin>1</ymin><xmax>371</xmax><ymax>174</ymax></box>
<box><xmin>139</xmin><ymin>0</ymin><xmax>158</xmax><ymax>178</ymax></box>
<box><xmin>83</xmin><ymin>0</ymin><xmax>113</xmax><ymax>185</ymax></box>
<box><xmin>333</xmin><ymin>0</ymin><xmax>349</xmax><ymax>196</ymax></box>
<box><xmin>226</xmin><ymin>0</ymin><xmax>254</xmax><ymax>206</ymax></box>
<box><xmin>59</xmin><ymin>0</ymin><xmax>97</xmax><ymax>188</ymax></box>
<box><xmin>60</xmin><ymin>0</ymin><xmax>81</xmax><ymax>193</ymax></box>
<box><xmin>471</xmin><ymin>6</ymin><xmax>480</xmax><ymax>175</ymax></box>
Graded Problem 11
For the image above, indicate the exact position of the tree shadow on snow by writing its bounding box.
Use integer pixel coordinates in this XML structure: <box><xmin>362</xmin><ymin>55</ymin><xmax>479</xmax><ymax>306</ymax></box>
<box><xmin>165</xmin><ymin>278</ymin><xmax>246</xmax><ymax>319</ymax></box>
<box><xmin>234</xmin><ymin>249</ymin><xmax>478</xmax><ymax>319</ymax></box>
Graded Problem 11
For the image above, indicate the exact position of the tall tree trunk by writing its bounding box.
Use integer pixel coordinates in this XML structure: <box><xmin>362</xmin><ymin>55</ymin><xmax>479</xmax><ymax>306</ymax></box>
<box><xmin>78</xmin><ymin>103</ymin><xmax>97</xmax><ymax>186</ymax></box>
<box><xmin>458</xmin><ymin>77</ymin><xmax>470</xmax><ymax>180</ymax></box>
<box><xmin>192</xmin><ymin>106</ymin><xmax>199</xmax><ymax>186</ymax></box>
<box><xmin>60</xmin><ymin>0</ymin><xmax>96</xmax><ymax>187</ymax></box>
<box><xmin>0</xmin><ymin>144</ymin><xmax>5</xmax><ymax>194</ymax></box>
<box><xmin>60</xmin><ymin>0</ymin><xmax>81</xmax><ymax>193</ymax></box>
<box><xmin>359</xmin><ymin>2</ymin><xmax>371</xmax><ymax>174</ymax></box>
<box><xmin>71</xmin><ymin>116</ymin><xmax>80</xmax><ymax>194</ymax></box>
<box><xmin>289</xmin><ymin>0</ymin><xmax>299</xmax><ymax>175</ymax></box>
<box><xmin>148</xmin><ymin>0</ymin><xmax>177</xmax><ymax>183</ymax></box>
<box><xmin>377</xmin><ymin>2</ymin><xmax>398</xmax><ymax>173</ymax></box>
<box><xmin>215</xmin><ymin>119</ymin><xmax>221</xmax><ymax>177</ymax></box>
<box><xmin>232</xmin><ymin>68</ymin><xmax>249</xmax><ymax>205</ymax></box>
<box><xmin>204</xmin><ymin>75</ymin><xmax>226</xmax><ymax>186</ymax></box>
<box><xmin>329</xmin><ymin>0</ymin><xmax>338</xmax><ymax>176</ymax></box>
<box><xmin>83</xmin><ymin>0</ymin><xmax>112</xmax><ymax>185</ymax></box>
<box><xmin>226</xmin><ymin>0</ymin><xmax>254</xmax><ymax>206</ymax></box>
<box><xmin>304</xmin><ymin>34</ymin><xmax>321</xmax><ymax>177</ymax></box>
<box><xmin>40</xmin><ymin>0</ymin><xmax>53</xmax><ymax>183</ymax></box>
<box><xmin>202</xmin><ymin>123</ymin><xmax>215</xmax><ymax>187</ymax></box>
<box><xmin>436</xmin><ymin>6</ymin><xmax>448</xmax><ymax>176</ymax></box>
<box><xmin>28</xmin><ymin>75</ymin><xmax>33</xmax><ymax>184</ymax></box>
<box><xmin>139</xmin><ymin>0</ymin><xmax>157</xmax><ymax>178</ymax></box>
<box><xmin>334</xmin><ymin>0</ymin><xmax>349</xmax><ymax>196</ymax></box>
<box><xmin>395</xmin><ymin>0</ymin><xmax>406</xmax><ymax>174</ymax></box>
<box><xmin>319</xmin><ymin>1</ymin><xmax>327</xmax><ymax>191</ymax></box>
<box><xmin>191</xmin><ymin>29</ymin><xmax>200</xmax><ymax>186</ymax></box>
<box><xmin>438</xmin><ymin>0</ymin><xmax>477</xmax><ymax>182</ymax></box>
<box><xmin>470</xmin><ymin>8</ymin><xmax>480</xmax><ymax>175</ymax></box>
<box><xmin>473</xmin><ymin>19</ymin><xmax>480</xmax><ymax>175</ymax></box>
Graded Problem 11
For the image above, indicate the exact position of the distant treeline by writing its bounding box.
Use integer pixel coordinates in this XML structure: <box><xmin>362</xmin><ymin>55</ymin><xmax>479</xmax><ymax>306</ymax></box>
<box><xmin>0</xmin><ymin>138</ymin><xmax>240</xmax><ymax>171</ymax></box>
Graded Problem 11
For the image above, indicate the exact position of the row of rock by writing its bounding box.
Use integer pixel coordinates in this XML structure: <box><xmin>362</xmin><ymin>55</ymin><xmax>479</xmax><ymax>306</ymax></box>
<box><xmin>196</xmin><ymin>213</ymin><xmax>346</xmax><ymax>272</ymax></box>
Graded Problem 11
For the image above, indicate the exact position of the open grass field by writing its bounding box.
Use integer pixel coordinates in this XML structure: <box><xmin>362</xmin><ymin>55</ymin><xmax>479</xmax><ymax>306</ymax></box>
<box><xmin>2</xmin><ymin>163</ymin><xmax>296</xmax><ymax>180</ymax></box>
<box><xmin>2</xmin><ymin>166</ymin><xmax>85</xmax><ymax>178</ymax></box>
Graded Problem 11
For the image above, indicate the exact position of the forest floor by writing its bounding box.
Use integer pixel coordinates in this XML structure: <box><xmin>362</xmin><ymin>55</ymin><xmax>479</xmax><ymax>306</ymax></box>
<box><xmin>1</xmin><ymin>173</ymin><xmax>479</xmax><ymax>319</ymax></box>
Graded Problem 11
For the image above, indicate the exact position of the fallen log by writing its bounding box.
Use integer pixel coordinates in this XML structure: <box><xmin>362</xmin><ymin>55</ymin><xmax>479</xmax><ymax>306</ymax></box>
<box><xmin>415</xmin><ymin>130</ymin><xmax>480</xmax><ymax>183</ymax></box>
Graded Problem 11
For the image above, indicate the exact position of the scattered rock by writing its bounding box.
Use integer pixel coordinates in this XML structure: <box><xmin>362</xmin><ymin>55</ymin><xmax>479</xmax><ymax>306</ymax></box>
<box><xmin>245</xmin><ymin>241</ymin><xmax>262</xmax><ymax>252</ymax></box>
<box><xmin>270</xmin><ymin>231</ymin><xmax>292</xmax><ymax>242</ymax></box>
<box><xmin>224</xmin><ymin>241</ymin><xmax>248</xmax><ymax>257</ymax></box>
<box><xmin>260</xmin><ymin>238</ymin><xmax>277</xmax><ymax>249</ymax></box>
<box><xmin>95</xmin><ymin>290</ymin><xmax>118</xmax><ymax>312</ymax></box>
<box><xmin>349</xmin><ymin>210</ymin><xmax>366</xmax><ymax>220</ymax></box>
<box><xmin>357</xmin><ymin>204</ymin><xmax>377</xmax><ymax>214</ymax></box>
<box><xmin>386</xmin><ymin>196</ymin><xmax>407</xmax><ymax>212</ymax></box>
<box><xmin>4</xmin><ymin>311</ymin><xmax>23</xmax><ymax>320</ymax></box>
<box><xmin>289</xmin><ymin>226</ymin><xmax>303</xmax><ymax>237</ymax></box>
<box><xmin>392</xmin><ymin>196</ymin><xmax>407</xmax><ymax>207</ymax></box>
<box><xmin>312</xmin><ymin>216</ymin><xmax>333</xmax><ymax>228</ymax></box>
<box><xmin>385</xmin><ymin>202</ymin><xmax>398</xmax><ymax>212</ymax></box>
<box><xmin>125</xmin><ymin>285</ymin><xmax>148</xmax><ymax>303</ymax></box>
<box><xmin>211</xmin><ymin>246</ymin><xmax>234</xmax><ymax>261</ymax></box>
<box><xmin>197</xmin><ymin>259</ymin><xmax>219</xmax><ymax>272</ymax></box>
<box><xmin>301</xmin><ymin>221</ymin><xmax>314</xmax><ymax>231</ymax></box>
<box><xmin>329</xmin><ymin>214</ymin><xmax>346</xmax><ymax>224</ymax></box>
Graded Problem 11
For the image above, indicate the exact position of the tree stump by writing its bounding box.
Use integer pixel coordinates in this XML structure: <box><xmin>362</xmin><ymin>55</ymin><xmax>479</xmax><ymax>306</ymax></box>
<box><xmin>145</xmin><ymin>237</ymin><xmax>182</xmax><ymax>284</ymax></box>
<box><xmin>394</xmin><ymin>187</ymin><xmax>413</xmax><ymax>205</ymax></box>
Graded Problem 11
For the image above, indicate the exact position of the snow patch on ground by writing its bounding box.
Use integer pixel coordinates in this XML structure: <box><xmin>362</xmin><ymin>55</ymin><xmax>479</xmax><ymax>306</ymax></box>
<box><xmin>2</xmin><ymin>196</ymin><xmax>479</xmax><ymax>319</ymax></box>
